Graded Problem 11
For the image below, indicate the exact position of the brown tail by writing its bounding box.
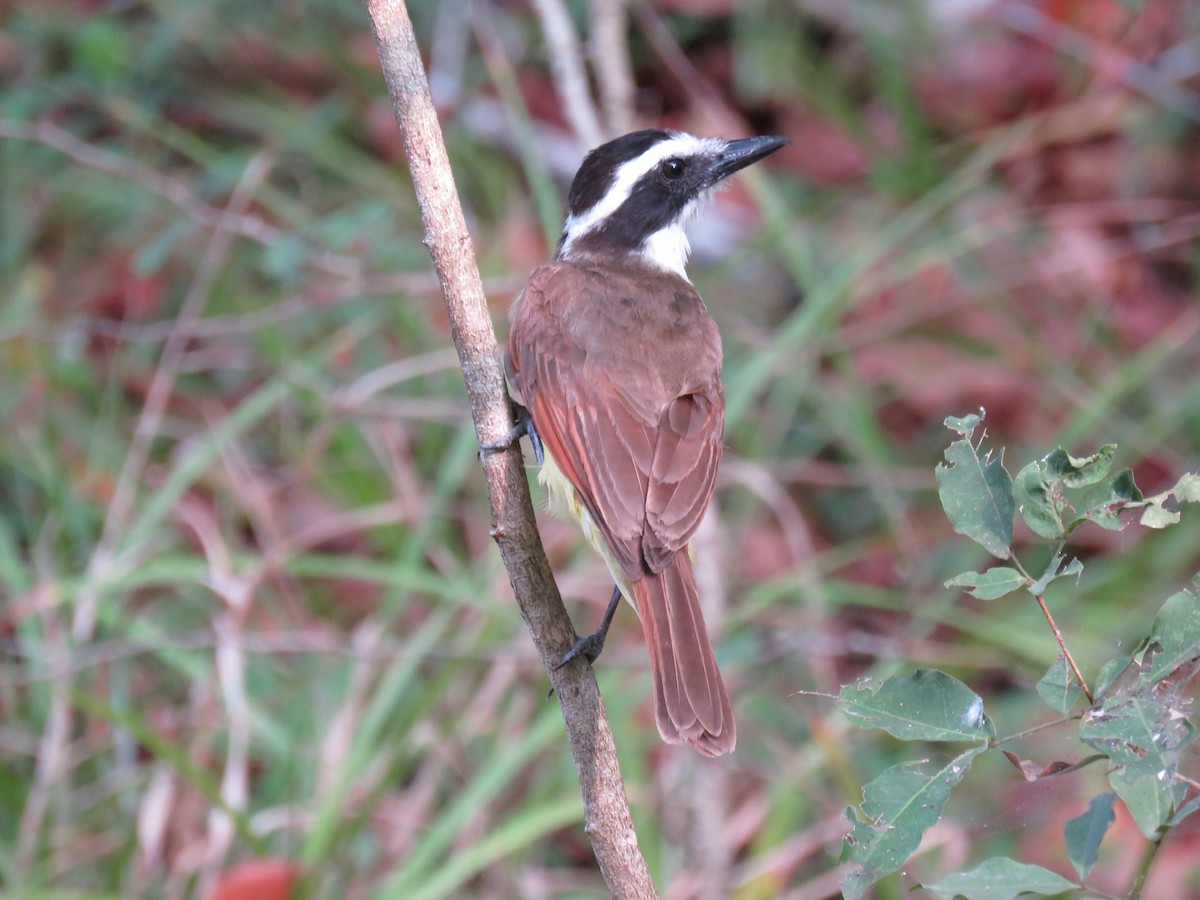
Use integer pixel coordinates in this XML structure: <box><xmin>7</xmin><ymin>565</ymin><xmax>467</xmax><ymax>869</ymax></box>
<box><xmin>633</xmin><ymin>553</ymin><xmax>735</xmax><ymax>756</ymax></box>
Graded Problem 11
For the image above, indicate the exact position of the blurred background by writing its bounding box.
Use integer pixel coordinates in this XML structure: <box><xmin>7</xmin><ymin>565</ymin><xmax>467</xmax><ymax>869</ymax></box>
<box><xmin>2</xmin><ymin>0</ymin><xmax>1199</xmax><ymax>897</ymax></box>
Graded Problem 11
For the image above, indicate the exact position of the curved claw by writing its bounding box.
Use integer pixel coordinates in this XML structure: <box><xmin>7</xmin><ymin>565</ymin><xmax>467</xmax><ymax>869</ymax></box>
<box><xmin>479</xmin><ymin>402</ymin><xmax>543</xmax><ymax>467</ymax></box>
<box><xmin>555</xmin><ymin>631</ymin><xmax>608</xmax><ymax>669</ymax></box>
<box><xmin>554</xmin><ymin>585</ymin><xmax>623</xmax><ymax>670</ymax></box>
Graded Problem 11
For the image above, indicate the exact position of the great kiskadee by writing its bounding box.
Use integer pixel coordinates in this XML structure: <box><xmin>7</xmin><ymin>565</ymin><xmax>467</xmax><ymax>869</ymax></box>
<box><xmin>490</xmin><ymin>129</ymin><xmax>787</xmax><ymax>756</ymax></box>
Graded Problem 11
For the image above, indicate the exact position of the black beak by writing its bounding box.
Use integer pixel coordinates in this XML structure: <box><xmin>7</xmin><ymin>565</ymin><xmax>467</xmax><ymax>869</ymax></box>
<box><xmin>708</xmin><ymin>135</ymin><xmax>789</xmax><ymax>184</ymax></box>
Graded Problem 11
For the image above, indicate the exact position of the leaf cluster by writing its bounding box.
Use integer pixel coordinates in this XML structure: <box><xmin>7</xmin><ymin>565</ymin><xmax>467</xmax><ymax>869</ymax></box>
<box><xmin>837</xmin><ymin>412</ymin><xmax>1200</xmax><ymax>899</ymax></box>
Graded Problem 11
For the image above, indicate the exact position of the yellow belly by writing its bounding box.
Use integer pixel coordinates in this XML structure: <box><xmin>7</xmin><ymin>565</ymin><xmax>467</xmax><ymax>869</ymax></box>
<box><xmin>538</xmin><ymin>448</ymin><xmax>637</xmax><ymax>613</ymax></box>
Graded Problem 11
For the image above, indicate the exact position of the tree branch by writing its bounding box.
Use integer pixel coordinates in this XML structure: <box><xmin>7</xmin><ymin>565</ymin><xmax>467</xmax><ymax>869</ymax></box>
<box><xmin>361</xmin><ymin>2</ymin><xmax>656</xmax><ymax>896</ymax></box>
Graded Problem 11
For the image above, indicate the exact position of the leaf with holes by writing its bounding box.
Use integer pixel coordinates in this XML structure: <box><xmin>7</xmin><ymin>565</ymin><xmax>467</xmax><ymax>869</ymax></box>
<box><xmin>944</xmin><ymin>411</ymin><xmax>983</xmax><ymax>435</ymax></box>
<box><xmin>936</xmin><ymin>428</ymin><xmax>1014</xmax><ymax>559</ymax></box>
<box><xmin>1142</xmin><ymin>583</ymin><xmax>1200</xmax><ymax>683</ymax></box>
<box><xmin>1137</xmin><ymin>472</ymin><xmax>1200</xmax><ymax>528</ymax></box>
<box><xmin>1075</xmin><ymin>468</ymin><xmax>1141</xmax><ymax>531</ymax></box>
<box><xmin>1047</xmin><ymin>445</ymin><xmax>1116</xmax><ymax>488</ymax></box>
<box><xmin>944</xmin><ymin>567</ymin><xmax>1026</xmax><ymax>600</ymax></box>
<box><xmin>1014</xmin><ymin>456</ymin><xmax>1067</xmax><ymax>539</ymax></box>
<box><xmin>841</xmin><ymin>745</ymin><xmax>987</xmax><ymax>900</ymax></box>
<box><xmin>1013</xmin><ymin>446</ymin><xmax>1142</xmax><ymax>537</ymax></box>
<box><xmin>1081</xmin><ymin>696</ymin><xmax>1197</xmax><ymax>838</ymax></box>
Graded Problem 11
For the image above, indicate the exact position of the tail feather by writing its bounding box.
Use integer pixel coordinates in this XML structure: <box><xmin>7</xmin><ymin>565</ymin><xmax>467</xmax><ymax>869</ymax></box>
<box><xmin>637</xmin><ymin>581</ymin><xmax>683</xmax><ymax>742</ymax></box>
<box><xmin>633</xmin><ymin>554</ymin><xmax>735</xmax><ymax>756</ymax></box>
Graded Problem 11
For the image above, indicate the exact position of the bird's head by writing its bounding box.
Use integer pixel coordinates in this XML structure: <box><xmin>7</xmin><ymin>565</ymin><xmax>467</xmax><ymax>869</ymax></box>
<box><xmin>556</xmin><ymin>129</ymin><xmax>788</xmax><ymax>280</ymax></box>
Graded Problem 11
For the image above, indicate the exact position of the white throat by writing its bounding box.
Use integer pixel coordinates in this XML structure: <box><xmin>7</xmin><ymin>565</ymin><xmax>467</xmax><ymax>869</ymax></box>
<box><xmin>639</xmin><ymin>223</ymin><xmax>692</xmax><ymax>281</ymax></box>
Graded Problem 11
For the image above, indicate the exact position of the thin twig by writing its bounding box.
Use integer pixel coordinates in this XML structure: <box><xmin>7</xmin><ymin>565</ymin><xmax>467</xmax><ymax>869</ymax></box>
<box><xmin>1033</xmin><ymin>592</ymin><xmax>1094</xmax><ymax>704</ymax></box>
<box><xmin>1127</xmin><ymin>833</ymin><xmax>1163</xmax><ymax>900</ymax></box>
<box><xmin>989</xmin><ymin>713</ymin><xmax>1081</xmax><ymax>748</ymax></box>
<box><xmin>529</xmin><ymin>0</ymin><xmax>606</xmax><ymax>145</ymax></box>
<box><xmin>1009</xmin><ymin>549</ymin><xmax>1094</xmax><ymax>704</ymax></box>
<box><xmin>362</xmin><ymin>2</ymin><xmax>656</xmax><ymax>895</ymax></box>
<box><xmin>1174</xmin><ymin>771</ymin><xmax>1200</xmax><ymax>792</ymax></box>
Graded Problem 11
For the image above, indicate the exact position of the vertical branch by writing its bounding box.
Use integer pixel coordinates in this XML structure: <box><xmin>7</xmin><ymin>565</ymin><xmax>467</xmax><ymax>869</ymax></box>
<box><xmin>1033</xmin><ymin>592</ymin><xmax>1094</xmax><ymax>704</ymax></box>
<box><xmin>361</xmin><ymin>2</ymin><xmax>656</xmax><ymax>896</ymax></box>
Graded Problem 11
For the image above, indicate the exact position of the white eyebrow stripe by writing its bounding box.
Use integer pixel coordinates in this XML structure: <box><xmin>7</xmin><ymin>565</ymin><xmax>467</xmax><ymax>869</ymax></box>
<box><xmin>559</xmin><ymin>133</ymin><xmax>726</xmax><ymax>255</ymax></box>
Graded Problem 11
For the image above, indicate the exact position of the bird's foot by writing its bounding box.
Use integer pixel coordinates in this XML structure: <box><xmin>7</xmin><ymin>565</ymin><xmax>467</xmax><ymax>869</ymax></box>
<box><xmin>479</xmin><ymin>401</ymin><xmax>543</xmax><ymax>467</ymax></box>
<box><xmin>555</xmin><ymin>585</ymin><xmax>622</xmax><ymax>670</ymax></box>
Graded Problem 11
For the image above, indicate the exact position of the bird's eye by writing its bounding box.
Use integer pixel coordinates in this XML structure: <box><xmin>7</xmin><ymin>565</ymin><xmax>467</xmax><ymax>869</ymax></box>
<box><xmin>660</xmin><ymin>158</ymin><xmax>686</xmax><ymax>180</ymax></box>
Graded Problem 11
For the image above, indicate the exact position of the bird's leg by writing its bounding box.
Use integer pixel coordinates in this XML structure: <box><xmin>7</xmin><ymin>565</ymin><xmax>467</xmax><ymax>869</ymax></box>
<box><xmin>556</xmin><ymin>585</ymin><xmax>623</xmax><ymax>669</ymax></box>
<box><xmin>479</xmin><ymin>399</ymin><xmax>543</xmax><ymax>467</ymax></box>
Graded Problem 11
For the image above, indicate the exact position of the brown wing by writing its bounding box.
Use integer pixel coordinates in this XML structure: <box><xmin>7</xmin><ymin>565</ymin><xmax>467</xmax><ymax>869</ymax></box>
<box><xmin>642</xmin><ymin>386</ymin><xmax>723</xmax><ymax>572</ymax></box>
<box><xmin>506</xmin><ymin>263</ymin><xmax>723</xmax><ymax>579</ymax></box>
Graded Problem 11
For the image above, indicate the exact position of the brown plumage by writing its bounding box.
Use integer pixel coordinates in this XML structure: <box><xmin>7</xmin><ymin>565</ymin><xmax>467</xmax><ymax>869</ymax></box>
<box><xmin>505</xmin><ymin>259</ymin><xmax>735</xmax><ymax>756</ymax></box>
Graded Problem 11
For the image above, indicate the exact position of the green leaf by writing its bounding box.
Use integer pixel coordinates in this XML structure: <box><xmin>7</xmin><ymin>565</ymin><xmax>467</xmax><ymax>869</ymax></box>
<box><xmin>1143</xmin><ymin>585</ymin><xmax>1200</xmax><ymax>682</ymax></box>
<box><xmin>1137</xmin><ymin>472</ymin><xmax>1200</xmax><ymax>529</ymax></box>
<box><xmin>944</xmin><ymin>567</ymin><xmax>1026</xmax><ymax>600</ymax></box>
<box><xmin>1015</xmin><ymin>446</ymin><xmax>1142</xmax><ymax>537</ymax></box>
<box><xmin>1111</xmin><ymin>767</ymin><xmax>1183</xmax><ymax>840</ymax></box>
<box><xmin>841</xmin><ymin>745</ymin><xmax>987</xmax><ymax>900</ymax></box>
<box><xmin>1168</xmin><ymin>792</ymin><xmax>1200</xmax><ymax>827</ymax></box>
<box><xmin>1064</xmin><ymin>792</ymin><xmax>1116</xmax><ymax>881</ymax></box>
<box><xmin>1141</xmin><ymin>503</ymin><xmax>1181</xmax><ymax>529</ymax></box>
<box><xmin>1081</xmin><ymin>697</ymin><xmax>1197</xmax><ymax>775</ymax></box>
<box><xmin>936</xmin><ymin>431</ymin><xmax>1014</xmax><ymax>559</ymax></box>
<box><xmin>1014</xmin><ymin>457</ymin><xmax>1066</xmax><ymax>539</ymax></box>
<box><xmin>837</xmin><ymin>669</ymin><xmax>994</xmax><ymax>742</ymax></box>
<box><xmin>944</xmin><ymin>412</ymin><xmax>982</xmax><ymax>435</ymax></box>
<box><xmin>1075</xmin><ymin>468</ymin><xmax>1141</xmax><ymax>530</ymax></box>
<box><xmin>1045</xmin><ymin>445</ymin><xmax>1116</xmax><ymax>488</ymax></box>
<box><xmin>1081</xmin><ymin>696</ymin><xmax>1197</xmax><ymax>838</ymax></box>
<box><xmin>1093</xmin><ymin>656</ymin><xmax>1129</xmax><ymax>700</ymax></box>
<box><xmin>1037</xmin><ymin>656</ymin><xmax>1083</xmax><ymax>713</ymax></box>
<box><xmin>1027</xmin><ymin>554</ymin><xmax>1083</xmax><ymax>596</ymax></box>
<box><xmin>922</xmin><ymin>857</ymin><xmax>1078</xmax><ymax>900</ymax></box>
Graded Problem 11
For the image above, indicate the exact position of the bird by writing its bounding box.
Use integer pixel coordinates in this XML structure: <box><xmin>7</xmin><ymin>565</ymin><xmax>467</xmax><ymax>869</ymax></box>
<box><xmin>487</xmin><ymin>129</ymin><xmax>788</xmax><ymax>756</ymax></box>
